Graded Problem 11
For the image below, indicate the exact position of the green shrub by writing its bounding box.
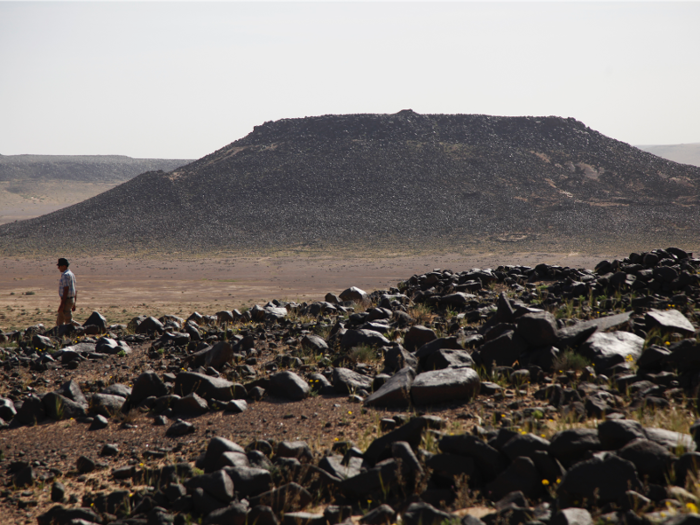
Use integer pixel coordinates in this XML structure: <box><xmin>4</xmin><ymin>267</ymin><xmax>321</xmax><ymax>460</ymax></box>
<box><xmin>552</xmin><ymin>349</ymin><xmax>590</xmax><ymax>373</ymax></box>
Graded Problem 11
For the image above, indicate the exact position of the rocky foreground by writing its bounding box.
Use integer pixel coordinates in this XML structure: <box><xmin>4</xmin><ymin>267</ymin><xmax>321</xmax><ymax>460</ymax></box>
<box><xmin>2</xmin><ymin>247</ymin><xmax>700</xmax><ymax>525</ymax></box>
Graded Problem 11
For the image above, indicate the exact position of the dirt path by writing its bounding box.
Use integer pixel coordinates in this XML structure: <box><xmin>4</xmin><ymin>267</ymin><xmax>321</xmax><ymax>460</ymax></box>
<box><xmin>0</xmin><ymin>252</ymin><xmax>614</xmax><ymax>330</ymax></box>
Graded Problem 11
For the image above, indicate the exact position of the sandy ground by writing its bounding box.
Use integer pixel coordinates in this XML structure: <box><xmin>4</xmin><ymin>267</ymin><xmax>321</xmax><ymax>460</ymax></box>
<box><xmin>0</xmin><ymin>181</ymin><xmax>120</xmax><ymax>224</ymax></box>
<box><xmin>0</xmin><ymin>252</ymin><xmax>616</xmax><ymax>331</ymax></box>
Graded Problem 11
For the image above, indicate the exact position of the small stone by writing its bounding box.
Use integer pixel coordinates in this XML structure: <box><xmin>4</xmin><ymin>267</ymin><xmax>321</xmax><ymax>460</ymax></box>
<box><xmin>13</xmin><ymin>466</ymin><xmax>35</xmax><ymax>488</ymax></box>
<box><xmin>89</xmin><ymin>414</ymin><xmax>109</xmax><ymax>430</ymax></box>
<box><xmin>224</xmin><ymin>400</ymin><xmax>248</xmax><ymax>413</ymax></box>
<box><xmin>166</xmin><ymin>419</ymin><xmax>195</xmax><ymax>437</ymax></box>
<box><xmin>100</xmin><ymin>444</ymin><xmax>119</xmax><ymax>457</ymax></box>
<box><xmin>360</xmin><ymin>504</ymin><xmax>396</xmax><ymax>525</ymax></box>
<box><xmin>76</xmin><ymin>456</ymin><xmax>96</xmax><ymax>474</ymax></box>
<box><xmin>248</xmin><ymin>386</ymin><xmax>265</xmax><ymax>401</ymax></box>
<box><xmin>51</xmin><ymin>481</ymin><xmax>65</xmax><ymax>502</ymax></box>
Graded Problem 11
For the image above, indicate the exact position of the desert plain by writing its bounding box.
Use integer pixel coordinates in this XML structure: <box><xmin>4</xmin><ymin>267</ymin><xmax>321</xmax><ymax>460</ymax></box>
<box><xmin>0</xmin><ymin>249</ymin><xmax>616</xmax><ymax>524</ymax></box>
<box><xmin>0</xmin><ymin>252</ymin><xmax>610</xmax><ymax>332</ymax></box>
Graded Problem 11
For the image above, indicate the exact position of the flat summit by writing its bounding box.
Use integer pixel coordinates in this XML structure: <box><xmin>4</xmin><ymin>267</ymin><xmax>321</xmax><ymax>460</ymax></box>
<box><xmin>1</xmin><ymin>111</ymin><xmax>699</xmax><ymax>254</ymax></box>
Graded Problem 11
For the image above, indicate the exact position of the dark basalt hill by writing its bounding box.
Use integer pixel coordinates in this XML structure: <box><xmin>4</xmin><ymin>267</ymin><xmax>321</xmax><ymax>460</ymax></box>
<box><xmin>1</xmin><ymin>111</ymin><xmax>699</xmax><ymax>255</ymax></box>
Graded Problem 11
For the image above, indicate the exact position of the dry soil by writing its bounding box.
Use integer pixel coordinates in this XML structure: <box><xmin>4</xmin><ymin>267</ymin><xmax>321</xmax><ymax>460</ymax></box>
<box><xmin>1</xmin><ymin>252</ymin><xmax>613</xmax><ymax>331</ymax></box>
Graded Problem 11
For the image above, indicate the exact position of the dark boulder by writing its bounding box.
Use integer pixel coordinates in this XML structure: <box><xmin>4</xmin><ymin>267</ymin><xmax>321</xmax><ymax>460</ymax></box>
<box><xmin>130</xmin><ymin>372</ymin><xmax>169</xmax><ymax>405</ymax></box>
<box><xmin>0</xmin><ymin>398</ymin><xmax>16</xmax><ymax>422</ymax></box>
<box><xmin>360</xmin><ymin>504</ymin><xmax>396</xmax><ymax>525</ymax></box>
<box><xmin>365</xmin><ymin>367</ymin><xmax>415</xmax><ymax>408</ymax></box>
<box><xmin>549</xmin><ymin>428</ymin><xmax>601</xmax><ymax>468</ymax></box>
<box><xmin>556</xmin><ymin>311</ymin><xmax>632</xmax><ymax>349</ymax></box>
<box><xmin>403</xmin><ymin>325</ymin><xmax>437</xmax><ymax>353</ymax></box>
<box><xmin>363</xmin><ymin>417</ymin><xmax>430</xmax><ymax>467</ymax></box>
<box><xmin>479</xmin><ymin>331</ymin><xmax>527</xmax><ymax>371</ymax></box>
<box><xmin>89</xmin><ymin>394</ymin><xmax>125</xmax><ymax>417</ymax></box>
<box><xmin>501</xmin><ymin>433</ymin><xmax>550</xmax><ymax>462</ymax></box>
<box><xmin>173</xmin><ymin>392</ymin><xmax>210</xmax><ymax>417</ymax></box>
<box><xmin>485</xmin><ymin>456</ymin><xmax>543</xmax><ymax>501</ymax></box>
<box><xmin>340</xmin><ymin>329</ymin><xmax>391</xmax><ymax>350</ymax></box>
<box><xmin>597</xmin><ymin>419</ymin><xmax>647</xmax><ymax>450</ymax></box>
<box><xmin>83</xmin><ymin>311</ymin><xmax>108</xmax><ymax>332</ymax></box>
<box><xmin>224</xmin><ymin>467</ymin><xmax>272</xmax><ymax>497</ymax></box>
<box><xmin>185</xmin><ymin>469</ymin><xmax>235</xmax><ymax>504</ymax></box>
<box><xmin>382</xmin><ymin>344</ymin><xmax>417</xmax><ymax>373</ymax></box>
<box><xmin>205</xmin><ymin>341</ymin><xmax>234</xmax><ymax>370</ymax></box>
<box><xmin>411</xmin><ymin>367</ymin><xmax>480</xmax><ymax>405</ymax></box>
<box><xmin>166</xmin><ymin>419</ymin><xmax>196</xmax><ymax>437</ymax></box>
<box><xmin>332</xmin><ymin>367</ymin><xmax>373</xmax><ymax>395</ymax></box>
<box><xmin>617</xmin><ymin>438</ymin><xmax>676</xmax><ymax>484</ymax></box>
<box><xmin>135</xmin><ymin>316</ymin><xmax>165</xmax><ymax>334</ymax></box>
<box><xmin>422</xmin><ymin>348</ymin><xmax>475</xmax><ymax>371</ymax></box>
<box><xmin>402</xmin><ymin>502</ymin><xmax>455</xmax><ymax>525</ymax></box>
<box><xmin>203</xmin><ymin>437</ymin><xmax>246</xmax><ymax>473</ymax></box>
<box><xmin>579</xmin><ymin>332</ymin><xmax>644</xmax><ymax>370</ymax></box>
<box><xmin>439</xmin><ymin>434</ymin><xmax>507</xmax><ymax>483</ymax></box>
<box><xmin>340</xmin><ymin>458</ymin><xmax>399</xmax><ymax>499</ymax></box>
<box><xmin>550</xmin><ymin>508</ymin><xmax>593</xmax><ymax>525</ymax></box>
<box><xmin>15</xmin><ymin>394</ymin><xmax>46</xmax><ymax>426</ymax></box>
<box><xmin>557</xmin><ymin>454</ymin><xmax>642</xmax><ymax>507</ymax></box>
<box><xmin>268</xmin><ymin>371</ymin><xmax>310</xmax><ymax>401</ymax></box>
<box><xmin>301</xmin><ymin>334</ymin><xmax>329</xmax><ymax>353</ymax></box>
<box><xmin>42</xmin><ymin>392</ymin><xmax>87</xmax><ymax>420</ymax></box>
<box><xmin>645</xmin><ymin>309</ymin><xmax>695</xmax><ymax>336</ymax></box>
<box><xmin>515</xmin><ymin>311</ymin><xmax>558</xmax><ymax>347</ymax></box>
<box><xmin>174</xmin><ymin>372</ymin><xmax>242</xmax><ymax>401</ymax></box>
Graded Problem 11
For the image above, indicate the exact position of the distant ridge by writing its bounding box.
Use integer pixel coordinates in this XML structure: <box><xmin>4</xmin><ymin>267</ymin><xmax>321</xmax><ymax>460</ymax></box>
<box><xmin>635</xmin><ymin>143</ymin><xmax>700</xmax><ymax>168</ymax></box>
<box><xmin>1</xmin><ymin>111</ymin><xmax>699</xmax><ymax>255</ymax></box>
<box><xmin>0</xmin><ymin>154</ymin><xmax>193</xmax><ymax>225</ymax></box>
<box><xmin>0</xmin><ymin>154</ymin><xmax>192</xmax><ymax>182</ymax></box>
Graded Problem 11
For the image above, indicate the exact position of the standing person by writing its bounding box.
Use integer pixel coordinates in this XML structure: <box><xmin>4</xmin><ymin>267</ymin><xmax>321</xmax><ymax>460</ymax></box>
<box><xmin>56</xmin><ymin>257</ymin><xmax>77</xmax><ymax>326</ymax></box>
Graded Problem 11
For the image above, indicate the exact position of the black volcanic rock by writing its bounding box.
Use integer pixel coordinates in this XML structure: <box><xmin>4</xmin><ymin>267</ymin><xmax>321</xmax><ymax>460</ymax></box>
<box><xmin>10</xmin><ymin>247</ymin><xmax>700</xmax><ymax>521</ymax></box>
<box><xmin>2</xmin><ymin>112</ymin><xmax>700</xmax><ymax>254</ymax></box>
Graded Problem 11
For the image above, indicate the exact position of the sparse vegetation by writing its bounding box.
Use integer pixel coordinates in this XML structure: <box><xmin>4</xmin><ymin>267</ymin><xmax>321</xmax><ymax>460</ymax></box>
<box><xmin>552</xmin><ymin>349</ymin><xmax>591</xmax><ymax>373</ymax></box>
<box><xmin>0</xmin><ymin>244</ymin><xmax>699</xmax><ymax>524</ymax></box>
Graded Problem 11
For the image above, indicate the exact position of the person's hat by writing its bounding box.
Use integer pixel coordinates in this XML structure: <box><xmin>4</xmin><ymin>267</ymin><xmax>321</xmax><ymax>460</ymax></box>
<box><xmin>57</xmin><ymin>258</ymin><xmax>69</xmax><ymax>267</ymax></box>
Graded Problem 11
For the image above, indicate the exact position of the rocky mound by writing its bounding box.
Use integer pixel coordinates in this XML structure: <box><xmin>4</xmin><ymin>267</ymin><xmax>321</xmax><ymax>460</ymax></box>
<box><xmin>2</xmin><ymin>247</ymin><xmax>700</xmax><ymax>524</ymax></box>
<box><xmin>1</xmin><ymin>112</ymin><xmax>699</xmax><ymax>255</ymax></box>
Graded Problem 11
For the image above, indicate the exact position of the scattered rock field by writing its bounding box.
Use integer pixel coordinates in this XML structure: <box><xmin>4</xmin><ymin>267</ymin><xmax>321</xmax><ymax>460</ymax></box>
<box><xmin>2</xmin><ymin>247</ymin><xmax>700</xmax><ymax>525</ymax></box>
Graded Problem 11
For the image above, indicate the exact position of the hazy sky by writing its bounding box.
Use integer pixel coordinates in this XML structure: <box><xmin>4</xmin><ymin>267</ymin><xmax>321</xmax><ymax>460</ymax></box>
<box><xmin>1</xmin><ymin>1</ymin><xmax>699</xmax><ymax>159</ymax></box>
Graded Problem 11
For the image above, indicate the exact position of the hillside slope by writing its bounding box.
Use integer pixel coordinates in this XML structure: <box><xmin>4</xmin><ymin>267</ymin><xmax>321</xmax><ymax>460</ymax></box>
<box><xmin>1</xmin><ymin>111</ymin><xmax>699</xmax><ymax>255</ymax></box>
